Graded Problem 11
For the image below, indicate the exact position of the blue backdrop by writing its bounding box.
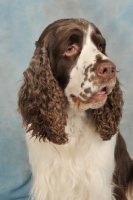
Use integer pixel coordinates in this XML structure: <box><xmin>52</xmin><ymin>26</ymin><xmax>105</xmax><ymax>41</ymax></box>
<box><xmin>0</xmin><ymin>0</ymin><xmax>133</xmax><ymax>199</ymax></box>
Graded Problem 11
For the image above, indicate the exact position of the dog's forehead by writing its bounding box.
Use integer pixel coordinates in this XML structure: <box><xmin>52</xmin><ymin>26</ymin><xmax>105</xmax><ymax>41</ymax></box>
<box><xmin>37</xmin><ymin>19</ymin><xmax>103</xmax><ymax>48</ymax></box>
<box><xmin>54</xmin><ymin>21</ymin><xmax>103</xmax><ymax>47</ymax></box>
<box><xmin>76</xmin><ymin>26</ymin><xmax>101</xmax><ymax>64</ymax></box>
<box><xmin>56</xmin><ymin>20</ymin><xmax>98</xmax><ymax>34</ymax></box>
<box><xmin>54</xmin><ymin>20</ymin><xmax>89</xmax><ymax>35</ymax></box>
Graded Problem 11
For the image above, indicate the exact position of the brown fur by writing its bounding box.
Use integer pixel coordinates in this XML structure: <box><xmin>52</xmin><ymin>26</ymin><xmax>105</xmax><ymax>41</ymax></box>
<box><xmin>92</xmin><ymin>78</ymin><xmax>123</xmax><ymax>140</ymax></box>
<box><xmin>18</xmin><ymin>18</ymin><xmax>133</xmax><ymax>199</ymax></box>
<box><xmin>18</xmin><ymin>45</ymin><xmax>68</xmax><ymax>144</ymax></box>
<box><xmin>113</xmin><ymin>133</ymin><xmax>133</xmax><ymax>200</ymax></box>
<box><xmin>91</xmin><ymin>23</ymin><xmax>106</xmax><ymax>54</ymax></box>
<box><xmin>18</xmin><ymin>18</ymin><xmax>123</xmax><ymax>144</ymax></box>
<box><xmin>18</xmin><ymin>19</ymin><xmax>87</xmax><ymax>144</ymax></box>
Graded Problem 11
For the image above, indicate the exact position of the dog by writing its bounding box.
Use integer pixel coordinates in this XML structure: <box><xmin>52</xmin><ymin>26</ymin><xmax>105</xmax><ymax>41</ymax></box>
<box><xmin>18</xmin><ymin>19</ymin><xmax>133</xmax><ymax>200</ymax></box>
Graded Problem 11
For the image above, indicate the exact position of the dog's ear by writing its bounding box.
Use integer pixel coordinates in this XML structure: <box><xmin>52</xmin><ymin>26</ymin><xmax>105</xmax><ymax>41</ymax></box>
<box><xmin>92</xmin><ymin>78</ymin><xmax>123</xmax><ymax>140</ymax></box>
<box><xmin>18</xmin><ymin>37</ymin><xmax>68</xmax><ymax>145</ymax></box>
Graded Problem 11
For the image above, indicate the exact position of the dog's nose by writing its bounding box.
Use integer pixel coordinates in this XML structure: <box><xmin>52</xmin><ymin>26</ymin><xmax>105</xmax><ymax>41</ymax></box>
<box><xmin>97</xmin><ymin>61</ymin><xmax>116</xmax><ymax>79</ymax></box>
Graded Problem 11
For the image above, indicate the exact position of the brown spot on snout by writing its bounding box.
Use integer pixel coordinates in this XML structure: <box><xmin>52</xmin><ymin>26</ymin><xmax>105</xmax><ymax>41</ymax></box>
<box><xmin>84</xmin><ymin>76</ymin><xmax>88</xmax><ymax>82</ymax></box>
<box><xmin>84</xmin><ymin>64</ymin><xmax>92</xmax><ymax>76</ymax></box>
<box><xmin>81</xmin><ymin>82</ymin><xmax>84</xmax><ymax>87</ymax></box>
<box><xmin>80</xmin><ymin>92</ymin><xmax>88</xmax><ymax>100</ymax></box>
<box><xmin>96</xmin><ymin>54</ymin><xmax>103</xmax><ymax>63</ymax></box>
<box><xmin>84</xmin><ymin>64</ymin><xmax>93</xmax><ymax>82</ymax></box>
<box><xmin>84</xmin><ymin>87</ymin><xmax>92</xmax><ymax>94</ymax></box>
<box><xmin>88</xmin><ymin>75</ymin><xmax>96</xmax><ymax>82</ymax></box>
<box><xmin>90</xmin><ymin>67</ymin><xmax>95</xmax><ymax>73</ymax></box>
<box><xmin>89</xmin><ymin>55</ymin><xmax>103</xmax><ymax>73</ymax></box>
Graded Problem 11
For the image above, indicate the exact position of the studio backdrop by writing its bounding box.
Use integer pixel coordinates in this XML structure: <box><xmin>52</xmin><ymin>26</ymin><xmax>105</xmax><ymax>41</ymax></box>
<box><xmin>0</xmin><ymin>0</ymin><xmax>133</xmax><ymax>199</ymax></box>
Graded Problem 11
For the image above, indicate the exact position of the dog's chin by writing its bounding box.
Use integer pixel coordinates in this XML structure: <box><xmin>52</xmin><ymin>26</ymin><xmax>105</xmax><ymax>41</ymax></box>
<box><xmin>68</xmin><ymin>93</ymin><xmax>107</xmax><ymax>112</ymax></box>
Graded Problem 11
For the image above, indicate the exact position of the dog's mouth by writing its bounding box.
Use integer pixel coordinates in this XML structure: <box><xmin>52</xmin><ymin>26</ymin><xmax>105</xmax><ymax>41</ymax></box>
<box><xmin>93</xmin><ymin>86</ymin><xmax>107</xmax><ymax>101</ymax></box>
<box><xmin>97</xmin><ymin>86</ymin><xmax>107</xmax><ymax>94</ymax></box>
<box><xmin>69</xmin><ymin>86</ymin><xmax>111</xmax><ymax>111</ymax></box>
<box><xmin>70</xmin><ymin>87</ymin><xmax>107</xmax><ymax>103</ymax></box>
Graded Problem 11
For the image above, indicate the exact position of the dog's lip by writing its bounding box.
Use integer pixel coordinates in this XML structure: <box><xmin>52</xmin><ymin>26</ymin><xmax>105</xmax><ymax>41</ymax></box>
<box><xmin>96</xmin><ymin>87</ymin><xmax>107</xmax><ymax>95</ymax></box>
<box><xmin>92</xmin><ymin>91</ymin><xmax>107</xmax><ymax>102</ymax></box>
<box><xmin>70</xmin><ymin>87</ymin><xmax>108</xmax><ymax>104</ymax></box>
<box><xmin>93</xmin><ymin>87</ymin><xmax>108</xmax><ymax>100</ymax></box>
<box><xmin>70</xmin><ymin>94</ymin><xmax>78</xmax><ymax>103</ymax></box>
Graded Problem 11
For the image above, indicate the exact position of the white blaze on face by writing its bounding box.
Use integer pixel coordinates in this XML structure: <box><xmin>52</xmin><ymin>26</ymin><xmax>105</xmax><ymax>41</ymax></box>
<box><xmin>65</xmin><ymin>25</ymin><xmax>109</xmax><ymax>103</ymax></box>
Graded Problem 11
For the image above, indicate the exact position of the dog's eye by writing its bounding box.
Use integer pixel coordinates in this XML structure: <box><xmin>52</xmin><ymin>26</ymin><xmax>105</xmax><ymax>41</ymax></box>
<box><xmin>98</xmin><ymin>43</ymin><xmax>104</xmax><ymax>53</ymax></box>
<box><xmin>64</xmin><ymin>44</ymin><xmax>78</xmax><ymax>56</ymax></box>
<box><xmin>67</xmin><ymin>46</ymin><xmax>74</xmax><ymax>52</ymax></box>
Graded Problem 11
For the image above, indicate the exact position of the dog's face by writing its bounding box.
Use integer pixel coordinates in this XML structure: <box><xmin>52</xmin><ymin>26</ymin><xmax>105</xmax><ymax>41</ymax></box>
<box><xmin>19</xmin><ymin>19</ymin><xmax>123</xmax><ymax>143</ymax></box>
<box><xmin>46</xmin><ymin>19</ymin><xmax>116</xmax><ymax>111</ymax></box>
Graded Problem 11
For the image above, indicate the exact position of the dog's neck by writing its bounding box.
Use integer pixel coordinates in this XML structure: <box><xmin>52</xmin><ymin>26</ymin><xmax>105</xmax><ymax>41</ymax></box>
<box><xmin>65</xmin><ymin>106</ymin><xmax>98</xmax><ymax>144</ymax></box>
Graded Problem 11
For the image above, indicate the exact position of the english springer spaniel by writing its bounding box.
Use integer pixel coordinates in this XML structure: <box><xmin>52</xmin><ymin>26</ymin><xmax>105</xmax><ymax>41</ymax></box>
<box><xmin>18</xmin><ymin>19</ymin><xmax>133</xmax><ymax>200</ymax></box>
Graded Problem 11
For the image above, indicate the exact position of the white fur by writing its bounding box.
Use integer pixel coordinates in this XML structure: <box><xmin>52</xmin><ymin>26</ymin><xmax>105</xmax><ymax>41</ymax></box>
<box><xmin>26</xmin><ymin>24</ymin><xmax>117</xmax><ymax>200</ymax></box>
<box><xmin>65</xmin><ymin>26</ymin><xmax>109</xmax><ymax>102</ymax></box>
<box><xmin>26</xmin><ymin>107</ymin><xmax>117</xmax><ymax>200</ymax></box>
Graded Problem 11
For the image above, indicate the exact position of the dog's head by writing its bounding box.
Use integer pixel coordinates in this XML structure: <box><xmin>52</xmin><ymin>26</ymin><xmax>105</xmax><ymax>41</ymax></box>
<box><xmin>18</xmin><ymin>19</ymin><xmax>123</xmax><ymax>144</ymax></box>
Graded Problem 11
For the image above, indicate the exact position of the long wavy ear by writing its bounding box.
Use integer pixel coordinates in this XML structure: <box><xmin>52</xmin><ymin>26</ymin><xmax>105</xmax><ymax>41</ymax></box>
<box><xmin>18</xmin><ymin>43</ymin><xmax>68</xmax><ymax>145</ymax></box>
<box><xmin>92</xmin><ymin>78</ymin><xmax>123</xmax><ymax>140</ymax></box>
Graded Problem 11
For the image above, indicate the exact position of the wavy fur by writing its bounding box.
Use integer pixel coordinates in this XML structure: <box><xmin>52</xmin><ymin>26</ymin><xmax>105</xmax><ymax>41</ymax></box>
<box><xmin>18</xmin><ymin>18</ymin><xmax>133</xmax><ymax>200</ymax></box>
<box><xmin>18</xmin><ymin>45</ymin><xmax>68</xmax><ymax>144</ymax></box>
<box><xmin>92</xmin><ymin>78</ymin><xmax>123</xmax><ymax>140</ymax></box>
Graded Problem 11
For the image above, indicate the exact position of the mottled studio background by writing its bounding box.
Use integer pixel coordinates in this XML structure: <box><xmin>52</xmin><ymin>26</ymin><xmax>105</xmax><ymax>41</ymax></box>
<box><xmin>0</xmin><ymin>0</ymin><xmax>133</xmax><ymax>199</ymax></box>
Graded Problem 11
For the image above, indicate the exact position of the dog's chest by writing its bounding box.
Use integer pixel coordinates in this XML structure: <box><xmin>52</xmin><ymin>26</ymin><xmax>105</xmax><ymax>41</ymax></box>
<box><xmin>27</xmin><ymin>110</ymin><xmax>116</xmax><ymax>200</ymax></box>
